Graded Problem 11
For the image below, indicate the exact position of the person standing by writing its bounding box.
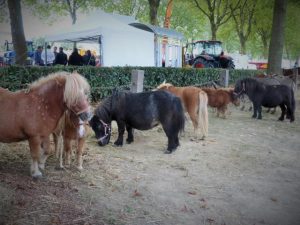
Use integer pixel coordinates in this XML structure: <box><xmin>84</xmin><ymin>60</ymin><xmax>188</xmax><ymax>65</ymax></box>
<box><xmin>41</xmin><ymin>45</ymin><xmax>55</xmax><ymax>66</ymax></box>
<box><xmin>53</xmin><ymin>46</ymin><xmax>58</xmax><ymax>64</ymax></box>
<box><xmin>68</xmin><ymin>48</ymin><xmax>83</xmax><ymax>66</ymax></box>
<box><xmin>54</xmin><ymin>47</ymin><xmax>68</xmax><ymax>65</ymax></box>
<box><xmin>34</xmin><ymin>46</ymin><xmax>44</xmax><ymax>66</ymax></box>
<box><xmin>83</xmin><ymin>50</ymin><xmax>96</xmax><ymax>66</ymax></box>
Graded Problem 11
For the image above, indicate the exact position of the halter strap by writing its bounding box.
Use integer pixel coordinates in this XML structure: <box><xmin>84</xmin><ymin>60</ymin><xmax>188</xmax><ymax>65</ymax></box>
<box><xmin>233</xmin><ymin>82</ymin><xmax>245</xmax><ymax>96</ymax></box>
<box><xmin>98</xmin><ymin>120</ymin><xmax>111</xmax><ymax>142</ymax></box>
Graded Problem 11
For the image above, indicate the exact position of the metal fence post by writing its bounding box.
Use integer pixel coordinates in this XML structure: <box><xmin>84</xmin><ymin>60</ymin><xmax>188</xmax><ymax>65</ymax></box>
<box><xmin>293</xmin><ymin>67</ymin><xmax>298</xmax><ymax>92</ymax></box>
<box><xmin>131</xmin><ymin>70</ymin><xmax>144</xmax><ymax>93</ymax></box>
<box><xmin>219</xmin><ymin>69</ymin><xmax>229</xmax><ymax>87</ymax></box>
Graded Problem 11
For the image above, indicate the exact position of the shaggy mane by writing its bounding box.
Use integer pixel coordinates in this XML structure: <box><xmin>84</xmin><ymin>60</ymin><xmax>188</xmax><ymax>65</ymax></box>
<box><xmin>156</xmin><ymin>82</ymin><xmax>174</xmax><ymax>90</ymax></box>
<box><xmin>29</xmin><ymin>71</ymin><xmax>90</xmax><ymax>108</ymax></box>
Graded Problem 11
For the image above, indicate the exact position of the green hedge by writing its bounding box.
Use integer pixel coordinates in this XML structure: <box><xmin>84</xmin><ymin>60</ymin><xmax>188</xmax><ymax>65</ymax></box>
<box><xmin>0</xmin><ymin>66</ymin><xmax>263</xmax><ymax>101</ymax></box>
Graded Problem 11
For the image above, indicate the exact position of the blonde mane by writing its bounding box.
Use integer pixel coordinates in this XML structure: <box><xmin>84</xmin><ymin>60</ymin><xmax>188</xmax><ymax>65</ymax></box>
<box><xmin>64</xmin><ymin>71</ymin><xmax>90</xmax><ymax>108</ymax></box>
<box><xmin>156</xmin><ymin>81</ymin><xmax>174</xmax><ymax>90</ymax></box>
<box><xmin>29</xmin><ymin>71</ymin><xmax>70</xmax><ymax>89</ymax></box>
<box><xmin>29</xmin><ymin>71</ymin><xmax>90</xmax><ymax>107</ymax></box>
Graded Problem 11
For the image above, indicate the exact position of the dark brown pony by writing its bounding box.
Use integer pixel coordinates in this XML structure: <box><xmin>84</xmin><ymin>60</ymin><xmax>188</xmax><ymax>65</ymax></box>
<box><xmin>201</xmin><ymin>87</ymin><xmax>240</xmax><ymax>118</ymax></box>
<box><xmin>156</xmin><ymin>82</ymin><xmax>208</xmax><ymax>139</ymax></box>
<box><xmin>0</xmin><ymin>71</ymin><xmax>91</xmax><ymax>178</ymax></box>
<box><xmin>53</xmin><ymin>110</ymin><xmax>89</xmax><ymax>171</ymax></box>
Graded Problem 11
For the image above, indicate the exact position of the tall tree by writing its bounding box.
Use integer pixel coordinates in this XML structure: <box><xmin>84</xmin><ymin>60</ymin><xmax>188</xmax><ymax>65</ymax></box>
<box><xmin>230</xmin><ymin>0</ymin><xmax>257</xmax><ymax>54</ymax></box>
<box><xmin>252</xmin><ymin>0</ymin><xmax>273</xmax><ymax>59</ymax></box>
<box><xmin>148</xmin><ymin>0</ymin><xmax>160</xmax><ymax>25</ymax></box>
<box><xmin>193</xmin><ymin>0</ymin><xmax>241</xmax><ymax>40</ymax></box>
<box><xmin>284</xmin><ymin>0</ymin><xmax>300</xmax><ymax>61</ymax></box>
<box><xmin>7</xmin><ymin>0</ymin><xmax>27</xmax><ymax>65</ymax></box>
<box><xmin>267</xmin><ymin>0</ymin><xmax>288</xmax><ymax>74</ymax></box>
<box><xmin>96</xmin><ymin>0</ymin><xmax>148</xmax><ymax>19</ymax></box>
<box><xmin>163</xmin><ymin>0</ymin><xmax>173</xmax><ymax>28</ymax></box>
<box><xmin>25</xmin><ymin>0</ymin><xmax>93</xmax><ymax>24</ymax></box>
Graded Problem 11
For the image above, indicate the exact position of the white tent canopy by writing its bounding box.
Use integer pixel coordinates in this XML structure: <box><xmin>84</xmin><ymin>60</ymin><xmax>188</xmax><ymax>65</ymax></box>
<box><xmin>45</xmin><ymin>9</ymin><xmax>155</xmax><ymax>67</ymax></box>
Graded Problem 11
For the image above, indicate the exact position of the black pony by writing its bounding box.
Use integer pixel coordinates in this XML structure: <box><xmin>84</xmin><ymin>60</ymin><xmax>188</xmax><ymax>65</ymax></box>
<box><xmin>234</xmin><ymin>78</ymin><xmax>295</xmax><ymax>122</ymax></box>
<box><xmin>89</xmin><ymin>90</ymin><xmax>185</xmax><ymax>153</ymax></box>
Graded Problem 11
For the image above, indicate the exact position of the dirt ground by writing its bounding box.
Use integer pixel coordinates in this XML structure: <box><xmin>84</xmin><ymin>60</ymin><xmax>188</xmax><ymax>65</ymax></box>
<box><xmin>1</xmin><ymin>91</ymin><xmax>300</xmax><ymax>225</ymax></box>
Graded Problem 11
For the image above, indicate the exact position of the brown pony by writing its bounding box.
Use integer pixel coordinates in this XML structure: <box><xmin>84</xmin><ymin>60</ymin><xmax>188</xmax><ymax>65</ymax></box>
<box><xmin>156</xmin><ymin>82</ymin><xmax>208</xmax><ymax>139</ymax></box>
<box><xmin>53</xmin><ymin>110</ymin><xmax>88</xmax><ymax>171</ymax></box>
<box><xmin>0</xmin><ymin>71</ymin><xmax>91</xmax><ymax>178</ymax></box>
<box><xmin>201</xmin><ymin>87</ymin><xmax>240</xmax><ymax>118</ymax></box>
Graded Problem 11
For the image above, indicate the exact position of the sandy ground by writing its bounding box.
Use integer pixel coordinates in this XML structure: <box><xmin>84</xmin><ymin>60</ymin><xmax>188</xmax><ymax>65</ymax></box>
<box><xmin>0</xmin><ymin>91</ymin><xmax>300</xmax><ymax>225</ymax></box>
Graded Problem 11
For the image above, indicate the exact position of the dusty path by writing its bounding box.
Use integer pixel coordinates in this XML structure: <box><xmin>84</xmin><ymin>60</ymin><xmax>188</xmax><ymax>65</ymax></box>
<box><xmin>1</xmin><ymin>91</ymin><xmax>300</xmax><ymax>225</ymax></box>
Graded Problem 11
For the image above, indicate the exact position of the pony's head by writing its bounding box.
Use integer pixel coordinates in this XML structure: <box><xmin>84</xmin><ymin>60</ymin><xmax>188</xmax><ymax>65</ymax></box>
<box><xmin>64</xmin><ymin>71</ymin><xmax>92</xmax><ymax>121</ymax></box>
<box><xmin>89</xmin><ymin>115</ymin><xmax>111</xmax><ymax>146</ymax></box>
<box><xmin>233</xmin><ymin>79</ymin><xmax>246</xmax><ymax>98</ymax></box>
<box><xmin>156</xmin><ymin>81</ymin><xmax>174</xmax><ymax>90</ymax></box>
<box><xmin>227</xmin><ymin>88</ymin><xmax>240</xmax><ymax>106</ymax></box>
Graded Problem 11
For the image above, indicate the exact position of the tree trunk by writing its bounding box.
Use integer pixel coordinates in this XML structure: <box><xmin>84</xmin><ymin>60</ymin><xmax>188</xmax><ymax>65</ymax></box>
<box><xmin>262</xmin><ymin>41</ymin><xmax>268</xmax><ymax>59</ymax></box>
<box><xmin>240</xmin><ymin>36</ymin><xmax>246</xmax><ymax>55</ymax></box>
<box><xmin>148</xmin><ymin>0</ymin><xmax>160</xmax><ymax>25</ymax></box>
<box><xmin>163</xmin><ymin>0</ymin><xmax>173</xmax><ymax>28</ymax></box>
<box><xmin>267</xmin><ymin>0</ymin><xmax>288</xmax><ymax>75</ymax></box>
<box><xmin>211</xmin><ymin>23</ymin><xmax>217</xmax><ymax>41</ymax></box>
<box><xmin>7</xmin><ymin>0</ymin><xmax>27</xmax><ymax>65</ymax></box>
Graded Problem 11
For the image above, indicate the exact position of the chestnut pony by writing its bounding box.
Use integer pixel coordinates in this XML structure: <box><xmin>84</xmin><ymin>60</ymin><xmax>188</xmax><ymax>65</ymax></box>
<box><xmin>201</xmin><ymin>87</ymin><xmax>240</xmax><ymax>118</ymax></box>
<box><xmin>0</xmin><ymin>71</ymin><xmax>91</xmax><ymax>178</ymax></box>
<box><xmin>53</xmin><ymin>110</ymin><xmax>89</xmax><ymax>171</ymax></box>
<box><xmin>156</xmin><ymin>82</ymin><xmax>208</xmax><ymax>139</ymax></box>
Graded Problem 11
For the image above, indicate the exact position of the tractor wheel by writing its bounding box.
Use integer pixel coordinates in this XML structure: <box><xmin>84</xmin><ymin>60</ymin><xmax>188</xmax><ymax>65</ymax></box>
<box><xmin>227</xmin><ymin>60</ymin><xmax>235</xmax><ymax>69</ymax></box>
<box><xmin>193</xmin><ymin>58</ymin><xmax>214</xmax><ymax>68</ymax></box>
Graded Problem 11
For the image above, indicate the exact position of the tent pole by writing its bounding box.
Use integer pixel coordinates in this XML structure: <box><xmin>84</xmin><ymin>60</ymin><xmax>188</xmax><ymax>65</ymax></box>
<box><xmin>98</xmin><ymin>36</ymin><xmax>103</xmax><ymax>66</ymax></box>
<box><xmin>44</xmin><ymin>42</ymin><xmax>47</xmax><ymax>65</ymax></box>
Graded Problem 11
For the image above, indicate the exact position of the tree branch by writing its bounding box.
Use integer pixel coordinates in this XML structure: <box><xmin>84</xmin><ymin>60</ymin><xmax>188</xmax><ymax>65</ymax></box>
<box><xmin>193</xmin><ymin>0</ymin><xmax>210</xmax><ymax>18</ymax></box>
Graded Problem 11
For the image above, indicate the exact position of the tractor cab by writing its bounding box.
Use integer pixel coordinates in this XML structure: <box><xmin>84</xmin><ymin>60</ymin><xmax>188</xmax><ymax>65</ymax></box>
<box><xmin>183</xmin><ymin>40</ymin><xmax>234</xmax><ymax>69</ymax></box>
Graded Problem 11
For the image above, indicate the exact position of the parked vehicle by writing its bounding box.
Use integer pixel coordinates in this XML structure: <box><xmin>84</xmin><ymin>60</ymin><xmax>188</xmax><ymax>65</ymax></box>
<box><xmin>3</xmin><ymin>40</ymin><xmax>35</xmax><ymax>65</ymax></box>
<box><xmin>183</xmin><ymin>40</ymin><xmax>235</xmax><ymax>69</ymax></box>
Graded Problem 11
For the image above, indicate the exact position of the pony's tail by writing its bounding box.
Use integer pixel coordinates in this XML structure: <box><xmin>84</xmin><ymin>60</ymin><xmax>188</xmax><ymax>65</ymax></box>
<box><xmin>198</xmin><ymin>91</ymin><xmax>209</xmax><ymax>138</ymax></box>
<box><xmin>173</xmin><ymin>97</ymin><xmax>185</xmax><ymax>134</ymax></box>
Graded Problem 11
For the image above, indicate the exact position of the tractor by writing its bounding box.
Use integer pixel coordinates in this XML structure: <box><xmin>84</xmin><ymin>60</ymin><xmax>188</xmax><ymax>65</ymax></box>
<box><xmin>3</xmin><ymin>40</ymin><xmax>35</xmax><ymax>65</ymax></box>
<box><xmin>183</xmin><ymin>40</ymin><xmax>235</xmax><ymax>69</ymax></box>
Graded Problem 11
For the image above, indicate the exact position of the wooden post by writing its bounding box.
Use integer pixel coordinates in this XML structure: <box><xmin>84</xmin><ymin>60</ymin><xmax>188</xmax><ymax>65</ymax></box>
<box><xmin>219</xmin><ymin>69</ymin><xmax>229</xmax><ymax>87</ymax></box>
<box><xmin>131</xmin><ymin>70</ymin><xmax>144</xmax><ymax>93</ymax></box>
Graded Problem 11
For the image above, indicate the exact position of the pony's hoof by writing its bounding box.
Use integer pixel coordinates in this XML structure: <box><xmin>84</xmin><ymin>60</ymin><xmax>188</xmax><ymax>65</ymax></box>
<box><xmin>114</xmin><ymin>141</ymin><xmax>123</xmax><ymax>146</ymax></box>
<box><xmin>126</xmin><ymin>139</ymin><xmax>133</xmax><ymax>144</ymax></box>
<box><xmin>38</xmin><ymin>163</ymin><xmax>45</xmax><ymax>170</ymax></box>
<box><xmin>31</xmin><ymin>171</ymin><xmax>43</xmax><ymax>179</ymax></box>
<box><xmin>164</xmin><ymin>150</ymin><xmax>172</xmax><ymax>154</ymax></box>
<box><xmin>55</xmin><ymin>165</ymin><xmax>65</xmax><ymax>170</ymax></box>
<box><xmin>76</xmin><ymin>166</ymin><xmax>83</xmax><ymax>171</ymax></box>
<box><xmin>278</xmin><ymin>117</ymin><xmax>284</xmax><ymax>121</ymax></box>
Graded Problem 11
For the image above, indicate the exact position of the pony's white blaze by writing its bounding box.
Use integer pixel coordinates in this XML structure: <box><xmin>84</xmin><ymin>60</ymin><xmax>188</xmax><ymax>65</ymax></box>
<box><xmin>78</xmin><ymin>123</ymin><xmax>86</xmax><ymax>138</ymax></box>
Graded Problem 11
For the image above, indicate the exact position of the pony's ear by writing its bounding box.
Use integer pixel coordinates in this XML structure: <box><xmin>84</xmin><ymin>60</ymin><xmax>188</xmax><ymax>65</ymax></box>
<box><xmin>72</xmin><ymin>70</ymin><xmax>78</xmax><ymax>74</ymax></box>
<box><xmin>163</xmin><ymin>80</ymin><xmax>166</xmax><ymax>84</ymax></box>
